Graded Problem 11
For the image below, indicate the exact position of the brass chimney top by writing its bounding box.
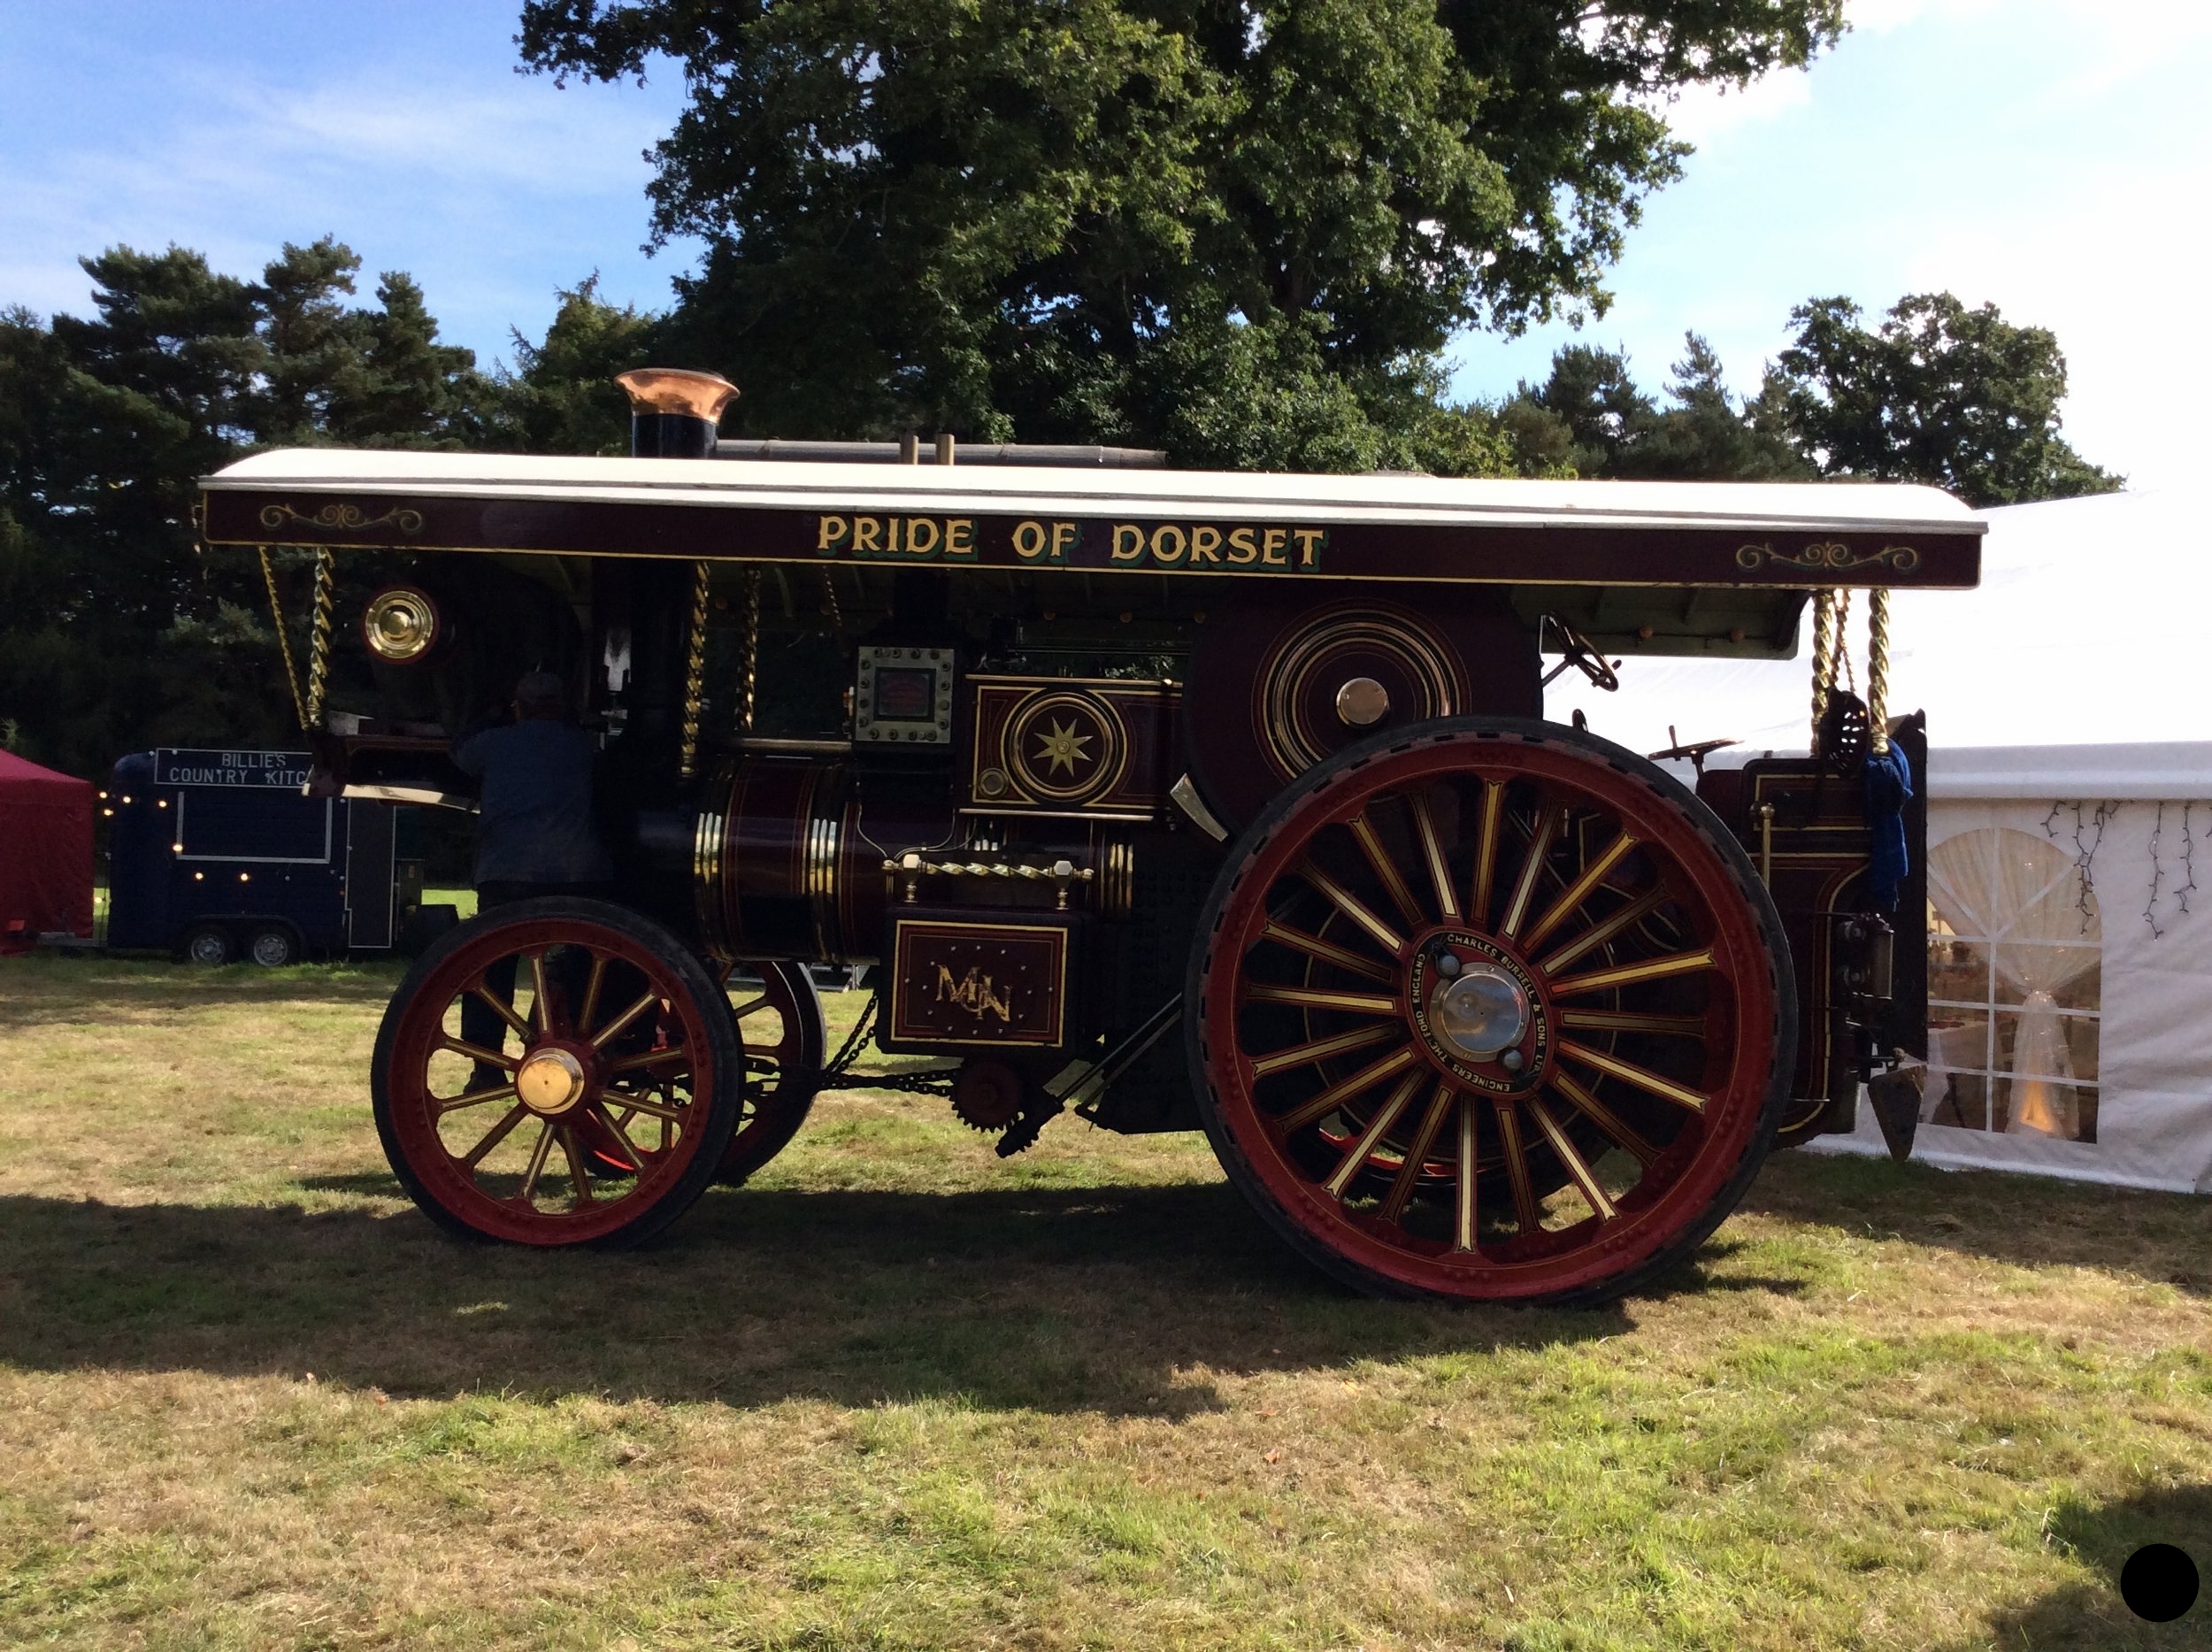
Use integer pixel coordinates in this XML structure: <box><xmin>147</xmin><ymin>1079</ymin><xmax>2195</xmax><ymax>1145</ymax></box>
<box><xmin>614</xmin><ymin>368</ymin><xmax>741</xmax><ymax>423</ymax></box>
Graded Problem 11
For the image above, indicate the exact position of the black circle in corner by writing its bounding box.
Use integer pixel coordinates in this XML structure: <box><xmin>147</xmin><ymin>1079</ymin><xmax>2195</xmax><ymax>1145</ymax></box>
<box><xmin>2120</xmin><ymin>1543</ymin><xmax>2199</xmax><ymax>1623</ymax></box>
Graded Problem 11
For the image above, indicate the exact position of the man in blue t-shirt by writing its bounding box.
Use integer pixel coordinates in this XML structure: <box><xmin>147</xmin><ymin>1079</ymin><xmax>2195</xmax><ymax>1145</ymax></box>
<box><xmin>452</xmin><ymin>670</ymin><xmax>614</xmax><ymax>904</ymax></box>
<box><xmin>453</xmin><ymin>671</ymin><xmax>615</xmax><ymax>1080</ymax></box>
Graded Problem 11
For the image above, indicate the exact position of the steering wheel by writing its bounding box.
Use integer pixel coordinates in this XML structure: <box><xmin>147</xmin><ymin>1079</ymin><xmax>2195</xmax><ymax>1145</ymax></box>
<box><xmin>1540</xmin><ymin>616</ymin><xmax>1622</xmax><ymax>693</ymax></box>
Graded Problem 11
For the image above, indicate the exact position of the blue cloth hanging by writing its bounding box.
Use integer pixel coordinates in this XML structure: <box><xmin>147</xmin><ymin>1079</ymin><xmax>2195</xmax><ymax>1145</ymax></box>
<box><xmin>1863</xmin><ymin>742</ymin><xmax>1915</xmax><ymax>911</ymax></box>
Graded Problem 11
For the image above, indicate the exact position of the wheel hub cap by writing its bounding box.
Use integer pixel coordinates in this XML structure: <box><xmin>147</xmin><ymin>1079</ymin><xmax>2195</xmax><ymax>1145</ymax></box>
<box><xmin>516</xmin><ymin>1049</ymin><xmax>588</xmax><ymax>1116</ymax></box>
<box><xmin>1432</xmin><ymin>964</ymin><xmax>1531</xmax><ymax>1058</ymax></box>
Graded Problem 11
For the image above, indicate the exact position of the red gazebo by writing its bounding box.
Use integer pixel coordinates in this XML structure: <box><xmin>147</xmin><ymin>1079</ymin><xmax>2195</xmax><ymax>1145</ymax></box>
<box><xmin>0</xmin><ymin>750</ymin><xmax>95</xmax><ymax>954</ymax></box>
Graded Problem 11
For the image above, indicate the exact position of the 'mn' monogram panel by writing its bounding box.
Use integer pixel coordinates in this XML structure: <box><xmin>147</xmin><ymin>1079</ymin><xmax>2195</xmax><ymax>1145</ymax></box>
<box><xmin>886</xmin><ymin>918</ymin><xmax>1071</xmax><ymax>1049</ymax></box>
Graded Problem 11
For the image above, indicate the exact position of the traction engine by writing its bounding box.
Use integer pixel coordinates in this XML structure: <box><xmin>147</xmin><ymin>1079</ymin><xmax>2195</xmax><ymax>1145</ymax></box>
<box><xmin>197</xmin><ymin>368</ymin><xmax>1983</xmax><ymax>1302</ymax></box>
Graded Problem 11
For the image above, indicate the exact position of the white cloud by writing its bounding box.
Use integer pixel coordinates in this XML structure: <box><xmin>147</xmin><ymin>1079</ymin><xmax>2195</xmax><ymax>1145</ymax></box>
<box><xmin>1658</xmin><ymin>69</ymin><xmax>1814</xmax><ymax>147</ymax></box>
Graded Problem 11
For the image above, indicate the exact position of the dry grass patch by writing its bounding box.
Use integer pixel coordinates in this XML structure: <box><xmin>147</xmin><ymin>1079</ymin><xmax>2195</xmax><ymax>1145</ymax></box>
<box><xmin>2</xmin><ymin>955</ymin><xmax>2210</xmax><ymax>1648</ymax></box>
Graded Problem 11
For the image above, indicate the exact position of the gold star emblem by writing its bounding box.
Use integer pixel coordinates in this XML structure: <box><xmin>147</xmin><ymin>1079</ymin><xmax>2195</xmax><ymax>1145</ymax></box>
<box><xmin>1033</xmin><ymin>717</ymin><xmax>1093</xmax><ymax>776</ymax></box>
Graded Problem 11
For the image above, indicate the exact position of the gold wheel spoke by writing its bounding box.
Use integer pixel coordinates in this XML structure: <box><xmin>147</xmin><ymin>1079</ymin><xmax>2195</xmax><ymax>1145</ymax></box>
<box><xmin>577</xmin><ymin>956</ymin><xmax>610</xmax><ymax>1036</ymax></box>
<box><xmin>1455</xmin><ymin>1098</ymin><xmax>1479</xmax><ymax>1251</ymax></box>
<box><xmin>1298</xmin><ymin>859</ymin><xmax>1404</xmax><ymax>956</ymax></box>
<box><xmin>459</xmin><ymin>1103</ymin><xmax>528</xmax><ymax>1170</ymax></box>
<box><xmin>1557</xmin><ymin>1009</ymin><xmax>1708</xmax><ymax>1038</ymax></box>
<box><xmin>1380</xmin><ymin>1082</ymin><xmax>1457</xmax><ymax>1224</ymax></box>
<box><xmin>1275</xmin><ymin>1045</ymin><xmax>1421</xmax><ymax>1133</ymax></box>
<box><xmin>1250</xmin><ymin>1022</ymin><xmax>1400</xmax><ymax>1080</ymax></box>
<box><xmin>728</xmin><ymin>994</ymin><xmax>771</xmax><ymax>1019</ymax></box>
<box><xmin>529</xmin><ymin>951</ymin><xmax>553</xmax><ymax>1035</ymax></box>
<box><xmin>557</xmin><ymin>1125</ymin><xmax>597</xmax><ymax>1210</ymax></box>
<box><xmin>1538</xmin><ymin>888</ymin><xmax>1669</xmax><ymax>976</ymax></box>
<box><xmin>1495</xmin><ymin>1102</ymin><xmax>1540</xmax><ymax>1232</ymax></box>
<box><xmin>595</xmin><ymin>1086</ymin><xmax>687</xmax><ymax>1125</ymax></box>
<box><xmin>588</xmin><ymin>1102</ymin><xmax>648</xmax><ymax>1171</ymax></box>
<box><xmin>1324</xmin><ymin>1071</ymin><xmax>1425</xmax><ymax>1199</ymax></box>
<box><xmin>470</xmin><ymin>986</ymin><xmax>532</xmax><ymax>1041</ymax></box>
<box><xmin>1550</xmin><ymin>948</ymin><xmax>1716</xmax><ymax>998</ymax></box>
<box><xmin>1521</xmin><ymin>830</ymin><xmax>1640</xmax><ymax>953</ymax></box>
<box><xmin>1548</xmin><ymin>1071</ymin><xmax>1659</xmax><ymax>1167</ymax></box>
<box><xmin>1557</xmin><ymin>1039</ymin><xmax>1709</xmax><ymax>1114</ymax></box>
<box><xmin>1527</xmin><ymin>1096</ymin><xmax>1619</xmax><ymax>1221</ymax></box>
<box><xmin>436</xmin><ymin>1036</ymin><xmax>518</xmax><ymax>1071</ymax></box>
<box><xmin>1244</xmin><ymin>984</ymin><xmax>1402</xmax><ymax>1017</ymax></box>
<box><xmin>1348</xmin><ymin>811</ymin><xmax>1425</xmax><ymax>931</ymax></box>
<box><xmin>1468</xmin><ymin>780</ymin><xmax>1505</xmax><ymax>927</ymax></box>
<box><xmin>591</xmin><ymin>989</ymin><xmax>664</xmax><ymax>1050</ymax></box>
<box><xmin>518</xmin><ymin>1119</ymin><xmax>556</xmax><ymax>1204</ymax></box>
<box><xmin>438</xmin><ymin>1081</ymin><xmax>518</xmax><ymax>1116</ymax></box>
<box><xmin>606</xmin><ymin>1043</ymin><xmax>689</xmax><ymax>1075</ymax></box>
<box><xmin>1258</xmin><ymin>919</ymin><xmax>1393</xmax><ymax>982</ymax></box>
<box><xmin>1407</xmin><ymin>788</ymin><xmax>1459</xmax><ymax>923</ymax></box>
<box><xmin>1499</xmin><ymin>804</ymin><xmax>1563</xmax><ymax>940</ymax></box>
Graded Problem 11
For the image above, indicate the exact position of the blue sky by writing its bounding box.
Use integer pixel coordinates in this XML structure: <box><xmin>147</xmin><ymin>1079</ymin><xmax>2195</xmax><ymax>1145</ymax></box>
<box><xmin>4</xmin><ymin>1</ymin><xmax>2205</xmax><ymax>486</ymax></box>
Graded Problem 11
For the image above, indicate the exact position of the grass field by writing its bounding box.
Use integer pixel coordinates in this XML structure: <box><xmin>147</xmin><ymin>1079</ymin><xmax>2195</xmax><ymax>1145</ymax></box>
<box><xmin>2</xmin><ymin>955</ymin><xmax>2209</xmax><ymax>1649</ymax></box>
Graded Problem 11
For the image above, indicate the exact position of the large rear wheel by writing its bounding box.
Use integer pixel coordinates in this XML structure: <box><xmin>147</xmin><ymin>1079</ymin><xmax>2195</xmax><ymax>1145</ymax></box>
<box><xmin>1188</xmin><ymin>718</ymin><xmax>1793</xmax><ymax>1305</ymax></box>
<box><xmin>372</xmin><ymin>897</ymin><xmax>742</xmax><ymax>1247</ymax></box>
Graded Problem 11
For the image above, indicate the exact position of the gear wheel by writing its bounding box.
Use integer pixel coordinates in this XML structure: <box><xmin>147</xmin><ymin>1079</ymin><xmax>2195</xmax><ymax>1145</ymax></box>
<box><xmin>951</xmin><ymin>1059</ymin><xmax>1024</xmax><ymax>1133</ymax></box>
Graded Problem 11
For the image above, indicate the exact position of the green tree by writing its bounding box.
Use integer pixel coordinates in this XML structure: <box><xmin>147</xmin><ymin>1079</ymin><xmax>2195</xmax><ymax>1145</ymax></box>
<box><xmin>1502</xmin><ymin>342</ymin><xmax>1652</xmax><ymax>475</ymax></box>
<box><xmin>1612</xmin><ymin>334</ymin><xmax>1810</xmax><ymax>481</ymax></box>
<box><xmin>1774</xmin><ymin>292</ymin><xmax>2120</xmax><ymax>506</ymax></box>
<box><xmin>518</xmin><ymin>0</ymin><xmax>1845</xmax><ymax>467</ymax></box>
<box><xmin>499</xmin><ymin>275</ymin><xmax>664</xmax><ymax>457</ymax></box>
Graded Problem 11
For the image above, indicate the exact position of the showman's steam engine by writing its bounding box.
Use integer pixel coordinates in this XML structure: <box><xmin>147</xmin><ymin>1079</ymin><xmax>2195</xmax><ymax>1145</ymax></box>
<box><xmin>197</xmin><ymin>369</ymin><xmax>1981</xmax><ymax>1303</ymax></box>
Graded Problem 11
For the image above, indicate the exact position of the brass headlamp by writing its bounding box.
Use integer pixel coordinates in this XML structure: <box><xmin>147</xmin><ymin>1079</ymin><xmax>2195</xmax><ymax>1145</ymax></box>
<box><xmin>361</xmin><ymin>586</ymin><xmax>441</xmax><ymax>664</ymax></box>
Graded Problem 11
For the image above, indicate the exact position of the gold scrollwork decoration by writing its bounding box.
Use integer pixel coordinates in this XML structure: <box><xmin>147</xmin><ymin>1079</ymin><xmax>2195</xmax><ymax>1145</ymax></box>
<box><xmin>1735</xmin><ymin>541</ymin><xmax>1921</xmax><ymax>574</ymax></box>
<box><xmin>257</xmin><ymin>502</ymin><xmax>424</xmax><ymax>536</ymax></box>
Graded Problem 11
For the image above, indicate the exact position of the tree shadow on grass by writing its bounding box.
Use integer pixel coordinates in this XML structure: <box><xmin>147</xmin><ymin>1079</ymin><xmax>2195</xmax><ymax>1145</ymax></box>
<box><xmin>1970</xmin><ymin>1481</ymin><xmax>2212</xmax><ymax>1649</ymax></box>
<box><xmin>0</xmin><ymin>1181</ymin><xmax>1648</xmax><ymax>1415</ymax></box>
<box><xmin>0</xmin><ymin>957</ymin><xmax>399</xmax><ymax>1028</ymax></box>
<box><xmin>1743</xmin><ymin>1149</ymin><xmax>2212</xmax><ymax>1299</ymax></box>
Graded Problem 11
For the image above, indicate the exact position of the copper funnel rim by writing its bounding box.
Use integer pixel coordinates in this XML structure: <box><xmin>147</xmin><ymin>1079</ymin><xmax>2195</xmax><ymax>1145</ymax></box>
<box><xmin>614</xmin><ymin>368</ymin><xmax>740</xmax><ymax>422</ymax></box>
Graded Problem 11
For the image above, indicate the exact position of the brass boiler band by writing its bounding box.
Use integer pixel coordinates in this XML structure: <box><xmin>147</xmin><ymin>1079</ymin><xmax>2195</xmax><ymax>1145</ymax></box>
<box><xmin>692</xmin><ymin>755</ymin><xmax>1135</xmax><ymax>964</ymax></box>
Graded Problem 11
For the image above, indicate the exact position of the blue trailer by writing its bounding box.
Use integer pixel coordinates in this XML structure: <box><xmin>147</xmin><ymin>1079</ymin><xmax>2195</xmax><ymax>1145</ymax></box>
<box><xmin>104</xmin><ymin>748</ymin><xmax>431</xmax><ymax>965</ymax></box>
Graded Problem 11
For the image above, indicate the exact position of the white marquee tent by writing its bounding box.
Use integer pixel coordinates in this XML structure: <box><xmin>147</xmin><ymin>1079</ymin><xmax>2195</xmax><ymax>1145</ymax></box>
<box><xmin>1548</xmin><ymin>489</ymin><xmax>2212</xmax><ymax>1193</ymax></box>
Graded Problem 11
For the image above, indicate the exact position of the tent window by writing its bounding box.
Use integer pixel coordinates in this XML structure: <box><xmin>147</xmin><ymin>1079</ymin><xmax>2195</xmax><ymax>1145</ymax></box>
<box><xmin>1924</xmin><ymin>826</ymin><xmax>2101</xmax><ymax>1142</ymax></box>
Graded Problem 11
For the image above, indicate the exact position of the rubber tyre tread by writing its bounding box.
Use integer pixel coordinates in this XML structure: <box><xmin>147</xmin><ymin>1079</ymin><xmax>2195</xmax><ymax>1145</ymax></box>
<box><xmin>372</xmin><ymin>896</ymin><xmax>744</xmax><ymax>1249</ymax></box>
<box><xmin>1185</xmin><ymin>714</ymin><xmax>1796</xmax><ymax>1309</ymax></box>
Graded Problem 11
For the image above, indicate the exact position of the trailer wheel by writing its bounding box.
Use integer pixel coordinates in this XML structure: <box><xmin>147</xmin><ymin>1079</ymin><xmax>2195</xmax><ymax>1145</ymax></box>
<box><xmin>715</xmin><ymin>960</ymin><xmax>826</xmax><ymax>1185</ymax></box>
<box><xmin>1188</xmin><ymin>717</ymin><xmax>1793</xmax><ymax>1307</ymax></box>
<box><xmin>372</xmin><ymin>896</ymin><xmax>742</xmax><ymax>1248</ymax></box>
<box><xmin>180</xmin><ymin>925</ymin><xmax>234</xmax><ymax>966</ymax></box>
<box><xmin>246</xmin><ymin>926</ymin><xmax>300</xmax><ymax>968</ymax></box>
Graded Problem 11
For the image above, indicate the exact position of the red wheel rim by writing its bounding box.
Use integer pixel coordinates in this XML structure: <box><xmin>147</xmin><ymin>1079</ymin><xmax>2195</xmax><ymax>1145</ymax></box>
<box><xmin>716</xmin><ymin>961</ymin><xmax>824</xmax><ymax>1180</ymax></box>
<box><xmin>382</xmin><ymin>914</ymin><xmax>726</xmax><ymax>1245</ymax></box>
<box><xmin>1197</xmin><ymin>729</ymin><xmax>1782</xmax><ymax>1302</ymax></box>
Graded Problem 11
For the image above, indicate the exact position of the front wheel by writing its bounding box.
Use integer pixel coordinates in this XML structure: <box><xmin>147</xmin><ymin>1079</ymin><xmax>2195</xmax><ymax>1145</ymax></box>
<box><xmin>1188</xmin><ymin>717</ymin><xmax>1793</xmax><ymax>1306</ymax></box>
<box><xmin>372</xmin><ymin>897</ymin><xmax>743</xmax><ymax>1247</ymax></box>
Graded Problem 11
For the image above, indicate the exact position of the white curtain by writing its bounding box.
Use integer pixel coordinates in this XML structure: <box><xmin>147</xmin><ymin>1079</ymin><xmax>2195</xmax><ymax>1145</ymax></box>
<box><xmin>1926</xmin><ymin>826</ymin><xmax>2101</xmax><ymax>1137</ymax></box>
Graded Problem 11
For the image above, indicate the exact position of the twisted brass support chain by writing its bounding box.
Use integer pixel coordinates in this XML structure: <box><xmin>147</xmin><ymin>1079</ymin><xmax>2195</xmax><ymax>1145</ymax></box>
<box><xmin>1868</xmin><ymin>587</ymin><xmax>1891</xmax><ymax>756</ymax></box>
<box><xmin>257</xmin><ymin>547</ymin><xmax>310</xmax><ymax>734</ymax></box>
<box><xmin>818</xmin><ymin>566</ymin><xmax>845</xmax><ymax>639</ymax></box>
<box><xmin>1809</xmin><ymin>589</ymin><xmax>1836</xmax><ymax>755</ymax></box>
<box><xmin>303</xmin><ymin>549</ymin><xmax>333</xmax><ymax>730</ymax></box>
<box><xmin>740</xmin><ymin>569</ymin><xmax>762</xmax><ymax>735</ymax></box>
<box><xmin>680</xmin><ymin>559</ymin><xmax>710</xmax><ymax>781</ymax></box>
